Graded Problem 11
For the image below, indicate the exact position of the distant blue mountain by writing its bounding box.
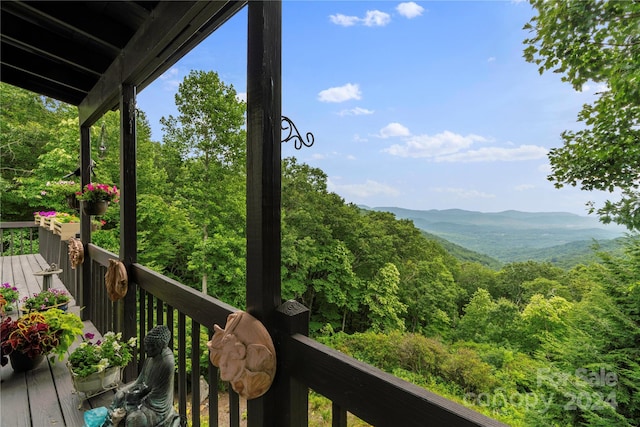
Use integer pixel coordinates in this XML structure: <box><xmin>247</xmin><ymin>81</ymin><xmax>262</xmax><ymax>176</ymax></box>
<box><xmin>363</xmin><ymin>206</ymin><xmax>627</xmax><ymax>263</ymax></box>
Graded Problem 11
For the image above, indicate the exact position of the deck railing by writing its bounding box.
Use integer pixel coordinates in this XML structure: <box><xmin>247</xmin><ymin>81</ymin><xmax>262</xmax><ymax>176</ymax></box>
<box><xmin>26</xmin><ymin>223</ymin><xmax>505</xmax><ymax>427</ymax></box>
<box><xmin>0</xmin><ymin>221</ymin><xmax>38</xmax><ymax>256</ymax></box>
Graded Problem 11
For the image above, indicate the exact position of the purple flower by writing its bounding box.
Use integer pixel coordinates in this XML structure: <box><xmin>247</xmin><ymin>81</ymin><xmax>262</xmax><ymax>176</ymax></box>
<box><xmin>85</xmin><ymin>332</ymin><xmax>95</xmax><ymax>340</ymax></box>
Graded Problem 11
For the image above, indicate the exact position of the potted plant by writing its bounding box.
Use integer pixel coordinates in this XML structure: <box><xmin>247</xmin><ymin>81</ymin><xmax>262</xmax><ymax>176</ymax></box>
<box><xmin>68</xmin><ymin>331</ymin><xmax>137</xmax><ymax>400</ymax></box>
<box><xmin>0</xmin><ymin>282</ymin><xmax>20</xmax><ymax>314</ymax></box>
<box><xmin>0</xmin><ymin>309</ymin><xmax>84</xmax><ymax>372</ymax></box>
<box><xmin>76</xmin><ymin>183</ymin><xmax>119</xmax><ymax>216</ymax></box>
<box><xmin>21</xmin><ymin>288</ymin><xmax>71</xmax><ymax>313</ymax></box>
<box><xmin>37</xmin><ymin>210</ymin><xmax>57</xmax><ymax>228</ymax></box>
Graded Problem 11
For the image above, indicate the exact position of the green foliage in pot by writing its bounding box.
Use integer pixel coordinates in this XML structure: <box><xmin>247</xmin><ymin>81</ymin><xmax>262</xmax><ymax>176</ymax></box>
<box><xmin>0</xmin><ymin>309</ymin><xmax>83</xmax><ymax>365</ymax></box>
<box><xmin>76</xmin><ymin>183</ymin><xmax>119</xmax><ymax>203</ymax></box>
<box><xmin>21</xmin><ymin>288</ymin><xmax>71</xmax><ymax>312</ymax></box>
<box><xmin>69</xmin><ymin>331</ymin><xmax>137</xmax><ymax>378</ymax></box>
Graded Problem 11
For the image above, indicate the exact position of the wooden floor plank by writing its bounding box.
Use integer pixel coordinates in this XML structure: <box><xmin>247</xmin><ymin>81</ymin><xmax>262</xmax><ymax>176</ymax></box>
<box><xmin>50</xmin><ymin>353</ymin><xmax>88</xmax><ymax>425</ymax></box>
<box><xmin>0</xmin><ymin>363</ymin><xmax>31</xmax><ymax>426</ymax></box>
<box><xmin>10</xmin><ymin>256</ymin><xmax>32</xmax><ymax>305</ymax></box>
<box><xmin>0</xmin><ymin>252</ymin><xmax>12</xmax><ymax>283</ymax></box>
<box><xmin>1</xmin><ymin>254</ymin><xmax>115</xmax><ymax>427</ymax></box>
<box><xmin>19</xmin><ymin>254</ymin><xmax>43</xmax><ymax>298</ymax></box>
<box><xmin>26</xmin><ymin>358</ymin><xmax>66</xmax><ymax>426</ymax></box>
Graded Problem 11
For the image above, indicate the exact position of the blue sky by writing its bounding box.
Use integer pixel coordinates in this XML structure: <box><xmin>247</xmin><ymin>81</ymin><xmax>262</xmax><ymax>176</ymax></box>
<box><xmin>137</xmin><ymin>1</ymin><xmax>614</xmax><ymax>217</ymax></box>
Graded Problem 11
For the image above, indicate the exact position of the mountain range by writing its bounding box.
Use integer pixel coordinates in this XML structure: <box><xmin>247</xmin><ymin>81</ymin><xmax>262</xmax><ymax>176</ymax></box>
<box><xmin>364</xmin><ymin>207</ymin><xmax>629</xmax><ymax>266</ymax></box>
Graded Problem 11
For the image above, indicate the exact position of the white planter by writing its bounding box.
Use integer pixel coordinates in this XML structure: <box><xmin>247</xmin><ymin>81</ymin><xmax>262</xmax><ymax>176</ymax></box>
<box><xmin>68</xmin><ymin>364</ymin><xmax>122</xmax><ymax>408</ymax></box>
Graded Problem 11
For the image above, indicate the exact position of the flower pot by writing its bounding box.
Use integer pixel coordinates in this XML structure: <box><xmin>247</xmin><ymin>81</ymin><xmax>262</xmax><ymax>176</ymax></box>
<box><xmin>66</xmin><ymin>193</ymin><xmax>80</xmax><ymax>211</ymax></box>
<box><xmin>82</xmin><ymin>200</ymin><xmax>108</xmax><ymax>216</ymax></box>
<box><xmin>68</xmin><ymin>364</ymin><xmax>122</xmax><ymax>406</ymax></box>
<box><xmin>20</xmin><ymin>301</ymin><xmax>69</xmax><ymax>315</ymax></box>
<box><xmin>9</xmin><ymin>352</ymin><xmax>45</xmax><ymax>372</ymax></box>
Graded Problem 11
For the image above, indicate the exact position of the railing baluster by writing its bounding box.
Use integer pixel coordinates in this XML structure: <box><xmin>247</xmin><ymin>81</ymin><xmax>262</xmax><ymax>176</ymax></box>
<box><xmin>208</xmin><ymin>326</ymin><xmax>219</xmax><ymax>427</ymax></box>
<box><xmin>147</xmin><ymin>291</ymin><xmax>154</xmax><ymax>328</ymax></box>
<box><xmin>178</xmin><ymin>312</ymin><xmax>187</xmax><ymax>420</ymax></box>
<box><xmin>191</xmin><ymin>320</ymin><xmax>201</xmax><ymax>427</ymax></box>
<box><xmin>167</xmin><ymin>304</ymin><xmax>174</xmax><ymax>348</ymax></box>
<box><xmin>229</xmin><ymin>389</ymin><xmax>240</xmax><ymax>427</ymax></box>
<box><xmin>139</xmin><ymin>288</ymin><xmax>147</xmax><ymax>368</ymax></box>
<box><xmin>332</xmin><ymin>402</ymin><xmax>347</xmax><ymax>427</ymax></box>
<box><xmin>156</xmin><ymin>297</ymin><xmax>163</xmax><ymax>325</ymax></box>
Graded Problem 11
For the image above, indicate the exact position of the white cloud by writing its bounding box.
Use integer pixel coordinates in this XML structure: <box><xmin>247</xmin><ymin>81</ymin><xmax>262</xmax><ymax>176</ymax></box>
<box><xmin>396</xmin><ymin>2</ymin><xmax>424</xmax><ymax>19</ymax></box>
<box><xmin>330</xmin><ymin>10</ymin><xmax>391</xmax><ymax>27</ymax></box>
<box><xmin>363</xmin><ymin>10</ymin><xmax>391</xmax><ymax>27</ymax></box>
<box><xmin>580</xmin><ymin>82</ymin><xmax>609</xmax><ymax>93</ymax></box>
<box><xmin>435</xmin><ymin>145</ymin><xmax>548</xmax><ymax>162</ymax></box>
<box><xmin>378</xmin><ymin>122</ymin><xmax>411</xmax><ymax>138</ymax></box>
<box><xmin>515</xmin><ymin>184</ymin><xmax>535</xmax><ymax>191</ymax></box>
<box><xmin>354</xmin><ymin>134</ymin><xmax>368</xmax><ymax>142</ymax></box>
<box><xmin>318</xmin><ymin>83</ymin><xmax>362</xmax><ymax>103</ymax></box>
<box><xmin>384</xmin><ymin>130</ymin><xmax>486</xmax><ymax>157</ymax></box>
<box><xmin>328</xmin><ymin>178</ymin><xmax>400</xmax><ymax>198</ymax></box>
<box><xmin>160</xmin><ymin>67</ymin><xmax>181</xmax><ymax>91</ymax></box>
<box><xmin>329</xmin><ymin>13</ymin><xmax>359</xmax><ymax>27</ymax></box>
<box><xmin>338</xmin><ymin>107</ymin><xmax>374</xmax><ymax>116</ymax></box>
<box><xmin>432</xmin><ymin>187</ymin><xmax>496</xmax><ymax>199</ymax></box>
<box><xmin>487</xmin><ymin>56</ymin><xmax>496</xmax><ymax>62</ymax></box>
<box><xmin>236</xmin><ymin>92</ymin><xmax>247</xmax><ymax>103</ymax></box>
<box><xmin>384</xmin><ymin>130</ymin><xmax>547</xmax><ymax>163</ymax></box>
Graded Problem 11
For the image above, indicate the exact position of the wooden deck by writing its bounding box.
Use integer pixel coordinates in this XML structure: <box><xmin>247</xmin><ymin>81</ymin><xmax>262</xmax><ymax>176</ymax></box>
<box><xmin>1</xmin><ymin>254</ymin><xmax>115</xmax><ymax>426</ymax></box>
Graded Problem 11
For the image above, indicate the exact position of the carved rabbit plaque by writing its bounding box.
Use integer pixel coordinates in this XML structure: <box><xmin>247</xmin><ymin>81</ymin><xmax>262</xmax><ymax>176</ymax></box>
<box><xmin>207</xmin><ymin>311</ymin><xmax>276</xmax><ymax>400</ymax></box>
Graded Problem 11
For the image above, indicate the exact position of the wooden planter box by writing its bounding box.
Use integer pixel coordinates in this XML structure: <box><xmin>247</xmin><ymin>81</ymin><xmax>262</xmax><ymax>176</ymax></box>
<box><xmin>40</xmin><ymin>216</ymin><xmax>50</xmax><ymax>227</ymax></box>
<box><xmin>34</xmin><ymin>214</ymin><xmax>41</xmax><ymax>225</ymax></box>
<box><xmin>53</xmin><ymin>220</ymin><xmax>80</xmax><ymax>240</ymax></box>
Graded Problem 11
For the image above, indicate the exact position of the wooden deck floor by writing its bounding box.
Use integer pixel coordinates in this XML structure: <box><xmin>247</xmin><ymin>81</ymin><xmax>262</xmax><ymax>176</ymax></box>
<box><xmin>1</xmin><ymin>254</ymin><xmax>115</xmax><ymax>426</ymax></box>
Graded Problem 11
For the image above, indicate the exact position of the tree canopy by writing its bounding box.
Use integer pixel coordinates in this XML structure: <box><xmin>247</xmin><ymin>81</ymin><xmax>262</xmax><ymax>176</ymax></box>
<box><xmin>523</xmin><ymin>0</ymin><xmax>640</xmax><ymax>230</ymax></box>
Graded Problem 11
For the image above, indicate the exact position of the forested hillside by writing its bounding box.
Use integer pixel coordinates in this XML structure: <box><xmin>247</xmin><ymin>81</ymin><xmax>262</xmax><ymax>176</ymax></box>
<box><xmin>2</xmin><ymin>73</ymin><xmax>639</xmax><ymax>426</ymax></box>
<box><xmin>369</xmin><ymin>206</ymin><xmax>627</xmax><ymax>264</ymax></box>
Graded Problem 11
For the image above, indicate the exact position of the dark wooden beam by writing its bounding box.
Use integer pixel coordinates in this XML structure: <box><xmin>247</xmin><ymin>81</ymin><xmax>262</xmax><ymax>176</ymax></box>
<box><xmin>245</xmin><ymin>0</ymin><xmax>282</xmax><ymax>333</ymax></box>
<box><xmin>246</xmin><ymin>1</ymin><xmax>282</xmax><ymax>426</ymax></box>
<box><xmin>119</xmin><ymin>83</ymin><xmax>138</xmax><ymax>382</ymax></box>
<box><xmin>78</xmin><ymin>1</ymin><xmax>245</xmax><ymax>127</ymax></box>
<box><xmin>79</xmin><ymin>125</ymin><xmax>92</xmax><ymax>321</ymax></box>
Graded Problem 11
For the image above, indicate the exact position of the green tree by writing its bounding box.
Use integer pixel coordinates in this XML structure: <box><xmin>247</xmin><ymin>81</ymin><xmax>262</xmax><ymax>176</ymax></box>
<box><xmin>364</xmin><ymin>263</ymin><xmax>406</xmax><ymax>333</ymax></box>
<box><xmin>401</xmin><ymin>258</ymin><xmax>459</xmax><ymax>337</ymax></box>
<box><xmin>281</xmin><ymin>158</ymin><xmax>362</xmax><ymax>331</ymax></box>
<box><xmin>493</xmin><ymin>261</ymin><xmax>563</xmax><ymax>305</ymax></box>
<box><xmin>523</xmin><ymin>0</ymin><xmax>640</xmax><ymax>230</ymax></box>
<box><xmin>160</xmin><ymin>70</ymin><xmax>246</xmax><ymax>297</ymax></box>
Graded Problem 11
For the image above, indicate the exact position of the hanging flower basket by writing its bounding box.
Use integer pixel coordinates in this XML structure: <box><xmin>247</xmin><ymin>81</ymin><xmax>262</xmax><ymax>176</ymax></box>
<box><xmin>82</xmin><ymin>200</ymin><xmax>109</xmax><ymax>216</ymax></box>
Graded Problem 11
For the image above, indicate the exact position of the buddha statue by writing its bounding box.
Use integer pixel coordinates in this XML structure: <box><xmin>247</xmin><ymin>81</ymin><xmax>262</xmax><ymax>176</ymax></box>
<box><xmin>110</xmin><ymin>325</ymin><xmax>181</xmax><ymax>427</ymax></box>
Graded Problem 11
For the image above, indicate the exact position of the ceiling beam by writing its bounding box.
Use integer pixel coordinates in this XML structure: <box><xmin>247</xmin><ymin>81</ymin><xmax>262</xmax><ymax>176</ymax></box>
<box><xmin>78</xmin><ymin>1</ymin><xmax>246</xmax><ymax>127</ymax></box>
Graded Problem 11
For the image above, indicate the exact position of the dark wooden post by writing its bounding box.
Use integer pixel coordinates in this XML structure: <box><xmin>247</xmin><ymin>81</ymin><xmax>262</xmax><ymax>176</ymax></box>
<box><xmin>119</xmin><ymin>83</ymin><xmax>138</xmax><ymax>382</ymax></box>
<box><xmin>274</xmin><ymin>300</ymin><xmax>310</xmax><ymax>426</ymax></box>
<box><xmin>246</xmin><ymin>0</ymin><xmax>282</xmax><ymax>426</ymax></box>
<box><xmin>79</xmin><ymin>125</ymin><xmax>92</xmax><ymax>321</ymax></box>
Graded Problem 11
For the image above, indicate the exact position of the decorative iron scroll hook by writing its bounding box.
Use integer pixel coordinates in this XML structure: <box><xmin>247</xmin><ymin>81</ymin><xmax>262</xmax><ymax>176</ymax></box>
<box><xmin>281</xmin><ymin>116</ymin><xmax>314</xmax><ymax>149</ymax></box>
